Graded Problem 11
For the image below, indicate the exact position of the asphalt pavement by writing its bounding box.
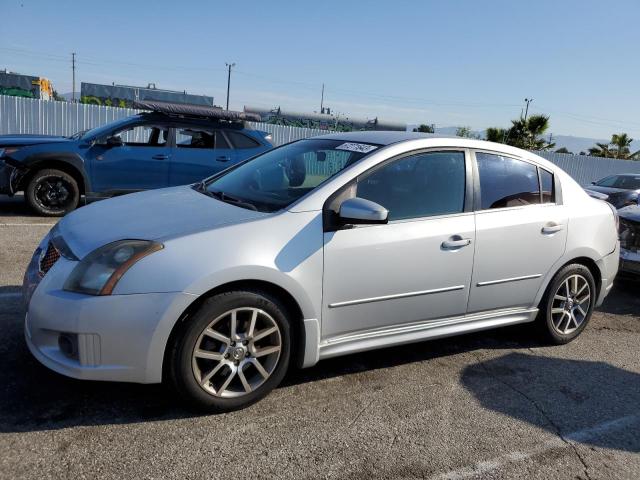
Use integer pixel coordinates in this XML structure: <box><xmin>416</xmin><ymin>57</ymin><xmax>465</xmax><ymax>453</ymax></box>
<box><xmin>1</xmin><ymin>196</ymin><xmax>638</xmax><ymax>480</ymax></box>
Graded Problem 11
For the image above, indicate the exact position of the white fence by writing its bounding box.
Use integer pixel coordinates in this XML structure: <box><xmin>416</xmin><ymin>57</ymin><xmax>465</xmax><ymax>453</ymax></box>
<box><xmin>2</xmin><ymin>95</ymin><xmax>640</xmax><ymax>185</ymax></box>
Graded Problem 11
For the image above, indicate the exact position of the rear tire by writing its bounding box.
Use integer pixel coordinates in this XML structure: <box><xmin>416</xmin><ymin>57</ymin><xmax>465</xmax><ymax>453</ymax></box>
<box><xmin>25</xmin><ymin>168</ymin><xmax>80</xmax><ymax>216</ymax></box>
<box><xmin>168</xmin><ymin>290</ymin><xmax>292</xmax><ymax>413</ymax></box>
<box><xmin>537</xmin><ymin>264</ymin><xmax>596</xmax><ymax>344</ymax></box>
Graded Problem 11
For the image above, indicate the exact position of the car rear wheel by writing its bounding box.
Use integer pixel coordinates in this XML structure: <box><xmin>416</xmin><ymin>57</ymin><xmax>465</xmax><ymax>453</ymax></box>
<box><xmin>168</xmin><ymin>290</ymin><xmax>291</xmax><ymax>412</ymax></box>
<box><xmin>25</xmin><ymin>168</ymin><xmax>80</xmax><ymax>216</ymax></box>
<box><xmin>538</xmin><ymin>264</ymin><xmax>596</xmax><ymax>344</ymax></box>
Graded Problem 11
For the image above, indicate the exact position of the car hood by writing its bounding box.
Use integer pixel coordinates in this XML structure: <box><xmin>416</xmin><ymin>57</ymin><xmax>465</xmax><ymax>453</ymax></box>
<box><xmin>0</xmin><ymin>134</ymin><xmax>71</xmax><ymax>147</ymax></box>
<box><xmin>57</xmin><ymin>186</ymin><xmax>268</xmax><ymax>258</ymax></box>
<box><xmin>619</xmin><ymin>205</ymin><xmax>640</xmax><ymax>223</ymax></box>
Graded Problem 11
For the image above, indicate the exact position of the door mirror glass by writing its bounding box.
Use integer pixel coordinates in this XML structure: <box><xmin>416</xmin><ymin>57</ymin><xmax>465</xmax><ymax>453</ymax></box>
<box><xmin>339</xmin><ymin>197</ymin><xmax>388</xmax><ymax>224</ymax></box>
<box><xmin>106</xmin><ymin>135</ymin><xmax>123</xmax><ymax>147</ymax></box>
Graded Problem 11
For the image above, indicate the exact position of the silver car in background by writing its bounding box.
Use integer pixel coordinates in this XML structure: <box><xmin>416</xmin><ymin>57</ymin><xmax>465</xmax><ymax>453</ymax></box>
<box><xmin>23</xmin><ymin>132</ymin><xmax>619</xmax><ymax>411</ymax></box>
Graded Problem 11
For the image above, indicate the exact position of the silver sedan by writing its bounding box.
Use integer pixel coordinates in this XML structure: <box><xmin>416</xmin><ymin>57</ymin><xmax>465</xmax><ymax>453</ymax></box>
<box><xmin>23</xmin><ymin>132</ymin><xmax>619</xmax><ymax>411</ymax></box>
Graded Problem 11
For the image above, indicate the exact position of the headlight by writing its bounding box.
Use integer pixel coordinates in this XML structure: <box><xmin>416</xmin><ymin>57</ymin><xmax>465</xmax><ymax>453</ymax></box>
<box><xmin>64</xmin><ymin>240</ymin><xmax>163</xmax><ymax>295</ymax></box>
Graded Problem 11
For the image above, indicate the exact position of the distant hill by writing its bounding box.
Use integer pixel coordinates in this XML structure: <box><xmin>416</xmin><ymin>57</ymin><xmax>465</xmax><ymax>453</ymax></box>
<box><xmin>431</xmin><ymin>126</ymin><xmax>640</xmax><ymax>155</ymax></box>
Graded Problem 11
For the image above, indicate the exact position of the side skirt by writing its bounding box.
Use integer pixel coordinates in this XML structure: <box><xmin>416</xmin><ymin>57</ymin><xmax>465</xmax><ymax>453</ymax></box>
<box><xmin>317</xmin><ymin>307</ymin><xmax>538</xmax><ymax>360</ymax></box>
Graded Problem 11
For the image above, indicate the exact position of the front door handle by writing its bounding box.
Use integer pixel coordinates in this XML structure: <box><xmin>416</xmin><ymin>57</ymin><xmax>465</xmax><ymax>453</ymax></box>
<box><xmin>441</xmin><ymin>236</ymin><xmax>472</xmax><ymax>250</ymax></box>
<box><xmin>216</xmin><ymin>155</ymin><xmax>231</xmax><ymax>162</ymax></box>
<box><xmin>541</xmin><ymin>223</ymin><xmax>564</xmax><ymax>234</ymax></box>
<box><xmin>152</xmin><ymin>154</ymin><xmax>169</xmax><ymax>160</ymax></box>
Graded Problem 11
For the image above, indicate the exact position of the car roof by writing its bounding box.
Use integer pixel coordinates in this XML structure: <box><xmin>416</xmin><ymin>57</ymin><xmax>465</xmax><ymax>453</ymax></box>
<box><xmin>314</xmin><ymin>130</ymin><xmax>452</xmax><ymax>146</ymax></box>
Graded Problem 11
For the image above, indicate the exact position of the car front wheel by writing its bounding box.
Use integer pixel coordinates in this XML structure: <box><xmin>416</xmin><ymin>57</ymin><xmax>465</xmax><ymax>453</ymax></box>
<box><xmin>25</xmin><ymin>168</ymin><xmax>80</xmax><ymax>216</ymax></box>
<box><xmin>168</xmin><ymin>290</ymin><xmax>292</xmax><ymax>412</ymax></box>
<box><xmin>538</xmin><ymin>264</ymin><xmax>596</xmax><ymax>344</ymax></box>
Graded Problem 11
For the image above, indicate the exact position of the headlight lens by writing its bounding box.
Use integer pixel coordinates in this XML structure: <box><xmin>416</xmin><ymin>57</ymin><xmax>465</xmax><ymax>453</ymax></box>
<box><xmin>64</xmin><ymin>240</ymin><xmax>163</xmax><ymax>295</ymax></box>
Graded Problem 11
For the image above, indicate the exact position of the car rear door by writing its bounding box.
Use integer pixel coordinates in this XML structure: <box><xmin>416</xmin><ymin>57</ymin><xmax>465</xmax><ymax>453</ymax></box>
<box><xmin>169</xmin><ymin>126</ymin><xmax>236</xmax><ymax>186</ymax></box>
<box><xmin>88</xmin><ymin>122</ymin><xmax>171</xmax><ymax>193</ymax></box>
<box><xmin>321</xmin><ymin>150</ymin><xmax>475</xmax><ymax>339</ymax></box>
<box><xmin>467</xmin><ymin>151</ymin><xmax>568</xmax><ymax>313</ymax></box>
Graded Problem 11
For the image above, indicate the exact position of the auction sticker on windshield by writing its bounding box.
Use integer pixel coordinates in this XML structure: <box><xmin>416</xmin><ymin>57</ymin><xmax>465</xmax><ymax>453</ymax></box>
<box><xmin>335</xmin><ymin>142</ymin><xmax>378</xmax><ymax>153</ymax></box>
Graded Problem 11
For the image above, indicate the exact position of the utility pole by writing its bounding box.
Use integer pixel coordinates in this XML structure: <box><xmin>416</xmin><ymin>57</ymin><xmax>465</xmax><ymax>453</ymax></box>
<box><xmin>320</xmin><ymin>83</ymin><xmax>324</xmax><ymax>114</ymax></box>
<box><xmin>225</xmin><ymin>62</ymin><xmax>235</xmax><ymax>110</ymax></box>
<box><xmin>524</xmin><ymin>97</ymin><xmax>533</xmax><ymax>121</ymax></box>
<box><xmin>71</xmin><ymin>52</ymin><xmax>76</xmax><ymax>103</ymax></box>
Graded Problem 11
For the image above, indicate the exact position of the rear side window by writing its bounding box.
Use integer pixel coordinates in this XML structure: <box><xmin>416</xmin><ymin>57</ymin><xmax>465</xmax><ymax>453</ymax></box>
<box><xmin>356</xmin><ymin>151</ymin><xmax>466</xmax><ymax>221</ymax></box>
<box><xmin>540</xmin><ymin>168</ymin><xmax>555</xmax><ymax>203</ymax></box>
<box><xmin>176</xmin><ymin>128</ymin><xmax>229</xmax><ymax>149</ymax></box>
<box><xmin>477</xmin><ymin>152</ymin><xmax>540</xmax><ymax>209</ymax></box>
<box><xmin>227</xmin><ymin>131</ymin><xmax>260</xmax><ymax>149</ymax></box>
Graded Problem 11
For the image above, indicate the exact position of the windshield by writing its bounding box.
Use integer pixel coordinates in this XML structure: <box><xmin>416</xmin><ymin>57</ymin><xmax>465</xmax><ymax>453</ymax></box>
<box><xmin>198</xmin><ymin>138</ymin><xmax>380</xmax><ymax>212</ymax></box>
<box><xmin>74</xmin><ymin>116</ymin><xmax>140</xmax><ymax>141</ymax></box>
<box><xmin>596</xmin><ymin>175</ymin><xmax>640</xmax><ymax>190</ymax></box>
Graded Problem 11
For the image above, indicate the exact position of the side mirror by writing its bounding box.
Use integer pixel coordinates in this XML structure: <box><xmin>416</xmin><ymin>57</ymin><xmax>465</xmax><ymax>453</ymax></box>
<box><xmin>591</xmin><ymin>181</ymin><xmax>596</xmax><ymax>185</ymax></box>
<box><xmin>106</xmin><ymin>135</ymin><xmax>123</xmax><ymax>147</ymax></box>
<box><xmin>339</xmin><ymin>197</ymin><xmax>388</xmax><ymax>225</ymax></box>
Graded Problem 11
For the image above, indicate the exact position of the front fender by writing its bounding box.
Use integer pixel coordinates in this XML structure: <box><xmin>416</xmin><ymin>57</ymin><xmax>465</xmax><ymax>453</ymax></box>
<box><xmin>17</xmin><ymin>150</ymin><xmax>90</xmax><ymax>192</ymax></box>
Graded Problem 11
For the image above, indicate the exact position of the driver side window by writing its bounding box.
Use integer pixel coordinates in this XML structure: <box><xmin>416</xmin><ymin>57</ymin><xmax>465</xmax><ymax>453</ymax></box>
<box><xmin>356</xmin><ymin>151</ymin><xmax>466</xmax><ymax>221</ymax></box>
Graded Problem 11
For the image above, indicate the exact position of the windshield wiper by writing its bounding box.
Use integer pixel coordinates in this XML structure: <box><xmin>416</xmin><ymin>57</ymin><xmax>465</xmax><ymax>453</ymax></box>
<box><xmin>207</xmin><ymin>190</ymin><xmax>258</xmax><ymax>211</ymax></box>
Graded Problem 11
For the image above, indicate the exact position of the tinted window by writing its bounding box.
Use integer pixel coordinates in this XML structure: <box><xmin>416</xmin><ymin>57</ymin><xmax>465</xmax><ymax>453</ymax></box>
<box><xmin>356</xmin><ymin>151</ymin><xmax>466</xmax><ymax>221</ymax></box>
<box><xmin>110</xmin><ymin>125</ymin><xmax>168</xmax><ymax>146</ymax></box>
<box><xmin>540</xmin><ymin>168</ymin><xmax>555</xmax><ymax>203</ymax></box>
<box><xmin>477</xmin><ymin>153</ymin><xmax>540</xmax><ymax>209</ymax></box>
<box><xmin>227</xmin><ymin>131</ymin><xmax>260</xmax><ymax>149</ymax></box>
<box><xmin>596</xmin><ymin>175</ymin><xmax>640</xmax><ymax>189</ymax></box>
<box><xmin>176</xmin><ymin>128</ymin><xmax>225</xmax><ymax>149</ymax></box>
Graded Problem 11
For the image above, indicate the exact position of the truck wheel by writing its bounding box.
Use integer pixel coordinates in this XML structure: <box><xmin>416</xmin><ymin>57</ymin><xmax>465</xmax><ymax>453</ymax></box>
<box><xmin>25</xmin><ymin>169</ymin><xmax>80</xmax><ymax>216</ymax></box>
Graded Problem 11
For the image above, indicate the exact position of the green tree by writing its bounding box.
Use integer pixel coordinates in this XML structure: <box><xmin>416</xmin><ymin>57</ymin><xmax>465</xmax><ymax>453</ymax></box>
<box><xmin>455</xmin><ymin>126</ymin><xmax>481</xmax><ymax>139</ymax></box>
<box><xmin>555</xmin><ymin>147</ymin><xmax>572</xmax><ymax>154</ymax></box>
<box><xmin>413</xmin><ymin>124</ymin><xmax>435</xmax><ymax>133</ymax></box>
<box><xmin>588</xmin><ymin>134</ymin><xmax>640</xmax><ymax>160</ymax></box>
<box><xmin>485</xmin><ymin>114</ymin><xmax>554</xmax><ymax>150</ymax></box>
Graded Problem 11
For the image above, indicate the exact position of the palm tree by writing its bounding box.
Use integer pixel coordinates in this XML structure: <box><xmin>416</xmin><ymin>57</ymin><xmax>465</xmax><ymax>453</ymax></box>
<box><xmin>588</xmin><ymin>142</ymin><xmax>615</xmax><ymax>158</ymax></box>
<box><xmin>588</xmin><ymin>134</ymin><xmax>640</xmax><ymax>160</ymax></box>
<box><xmin>485</xmin><ymin>115</ymin><xmax>554</xmax><ymax>150</ymax></box>
<box><xmin>485</xmin><ymin>127</ymin><xmax>508</xmax><ymax>143</ymax></box>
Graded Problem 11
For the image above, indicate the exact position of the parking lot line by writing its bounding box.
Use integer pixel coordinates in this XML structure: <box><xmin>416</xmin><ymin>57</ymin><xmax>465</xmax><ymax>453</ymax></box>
<box><xmin>432</xmin><ymin>413</ymin><xmax>640</xmax><ymax>480</ymax></box>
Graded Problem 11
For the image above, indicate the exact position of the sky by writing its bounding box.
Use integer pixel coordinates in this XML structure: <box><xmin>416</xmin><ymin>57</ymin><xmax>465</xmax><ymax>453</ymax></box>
<box><xmin>2</xmin><ymin>0</ymin><xmax>640</xmax><ymax>139</ymax></box>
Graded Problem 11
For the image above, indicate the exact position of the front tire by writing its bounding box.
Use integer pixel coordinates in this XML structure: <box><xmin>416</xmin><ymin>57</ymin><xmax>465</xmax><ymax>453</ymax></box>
<box><xmin>168</xmin><ymin>290</ymin><xmax>292</xmax><ymax>412</ymax></box>
<box><xmin>537</xmin><ymin>264</ymin><xmax>596</xmax><ymax>344</ymax></box>
<box><xmin>25</xmin><ymin>168</ymin><xmax>80</xmax><ymax>216</ymax></box>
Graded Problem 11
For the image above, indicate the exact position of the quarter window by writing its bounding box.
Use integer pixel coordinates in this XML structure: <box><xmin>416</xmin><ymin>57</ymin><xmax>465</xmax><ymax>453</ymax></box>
<box><xmin>476</xmin><ymin>152</ymin><xmax>540</xmax><ymax>209</ymax></box>
<box><xmin>540</xmin><ymin>168</ymin><xmax>555</xmax><ymax>203</ymax></box>
<box><xmin>227</xmin><ymin>131</ymin><xmax>260</xmax><ymax>149</ymax></box>
<box><xmin>356</xmin><ymin>151</ymin><xmax>466</xmax><ymax>221</ymax></box>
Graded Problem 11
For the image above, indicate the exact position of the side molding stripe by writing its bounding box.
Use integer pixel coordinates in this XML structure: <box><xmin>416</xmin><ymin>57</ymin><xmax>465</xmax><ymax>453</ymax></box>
<box><xmin>477</xmin><ymin>274</ymin><xmax>542</xmax><ymax>287</ymax></box>
<box><xmin>328</xmin><ymin>285</ymin><xmax>465</xmax><ymax>309</ymax></box>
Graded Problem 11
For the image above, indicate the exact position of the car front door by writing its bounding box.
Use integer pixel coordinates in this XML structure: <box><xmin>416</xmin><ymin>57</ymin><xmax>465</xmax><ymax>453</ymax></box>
<box><xmin>321</xmin><ymin>150</ymin><xmax>475</xmax><ymax>340</ymax></box>
<box><xmin>169</xmin><ymin>126</ymin><xmax>236</xmax><ymax>186</ymax></box>
<box><xmin>88</xmin><ymin>123</ymin><xmax>171</xmax><ymax>193</ymax></box>
<box><xmin>467</xmin><ymin>151</ymin><xmax>568</xmax><ymax>313</ymax></box>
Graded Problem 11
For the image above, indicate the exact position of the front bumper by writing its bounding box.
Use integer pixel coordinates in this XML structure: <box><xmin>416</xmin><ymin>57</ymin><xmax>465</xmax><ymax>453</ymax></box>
<box><xmin>619</xmin><ymin>247</ymin><xmax>640</xmax><ymax>275</ymax></box>
<box><xmin>23</xmin><ymin>248</ymin><xmax>197</xmax><ymax>384</ymax></box>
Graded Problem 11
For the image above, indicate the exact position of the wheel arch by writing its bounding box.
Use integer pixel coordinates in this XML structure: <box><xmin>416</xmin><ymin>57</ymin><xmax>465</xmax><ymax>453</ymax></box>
<box><xmin>536</xmin><ymin>254</ymin><xmax>603</xmax><ymax>307</ymax></box>
<box><xmin>18</xmin><ymin>155</ymin><xmax>89</xmax><ymax>195</ymax></box>
<box><xmin>162</xmin><ymin>279</ymin><xmax>308</xmax><ymax>382</ymax></box>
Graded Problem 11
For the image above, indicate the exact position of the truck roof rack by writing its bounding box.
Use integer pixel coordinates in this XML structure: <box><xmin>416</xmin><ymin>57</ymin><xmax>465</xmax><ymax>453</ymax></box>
<box><xmin>133</xmin><ymin>100</ymin><xmax>261</xmax><ymax>123</ymax></box>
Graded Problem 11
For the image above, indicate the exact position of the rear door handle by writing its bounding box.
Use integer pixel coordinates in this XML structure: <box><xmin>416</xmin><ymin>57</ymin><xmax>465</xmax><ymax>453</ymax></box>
<box><xmin>542</xmin><ymin>223</ymin><xmax>564</xmax><ymax>234</ymax></box>
<box><xmin>152</xmin><ymin>154</ymin><xmax>169</xmax><ymax>160</ymax></box>
<box><xmin>216</xmin><ymin>156</ymin><xmax>231</xmax><ymax>162</ymax></box>
<box><xmin>441</xmin><ymin>236</ymin><xmax>472</xmax><ymax>249</ymax></box>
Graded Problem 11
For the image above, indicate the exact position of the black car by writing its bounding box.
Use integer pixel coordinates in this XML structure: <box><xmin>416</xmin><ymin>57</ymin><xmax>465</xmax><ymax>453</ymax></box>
<box><xmin>619</xmin><ymin>205</ymin><xmax>640</xmax><ymax>275</ymax></box>
<box><xmin>0</xmin><ymin>101</ymin><xmax>271</xmax><ymax>216</ymax></box>
<box><xmin>585</xmin><ymin>174</ymin><xmax>640</xmax><ymax>209</ymax></box>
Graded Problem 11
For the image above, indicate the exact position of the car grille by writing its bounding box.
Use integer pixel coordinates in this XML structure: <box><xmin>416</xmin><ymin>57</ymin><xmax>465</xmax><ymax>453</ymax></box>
<box><xmin>39</xmin><ymin>241</ymin><xmax>61</xmax><ymax>277</ymax></box>
<box><xmin>620</xmin><ymin>218</ymin><xmax>640</xmax><ymax>252</ymax></box>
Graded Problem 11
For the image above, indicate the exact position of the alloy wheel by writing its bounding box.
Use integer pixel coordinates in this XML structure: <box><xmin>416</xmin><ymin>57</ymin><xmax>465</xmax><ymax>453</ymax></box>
<box><xmin>34</xmin><ymin>176</ymin><xmax>74</xmax><ymax>210</ymax></box>
<box><xmin>550</xmin><ymin>274</ymin><xmax>591</xmax><ymax>335</ymax></box>
<box><xmin>191</xmin><ymin>307</ymin><xmax>282</xmax><ymax>398</ymax></box>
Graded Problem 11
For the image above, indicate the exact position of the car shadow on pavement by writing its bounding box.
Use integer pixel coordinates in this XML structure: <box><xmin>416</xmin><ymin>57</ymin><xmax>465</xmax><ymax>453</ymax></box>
<box><xmin>1</xmin><ymin>280</ymin><xmax>638</xmax><ymax>437</ymax></box>
<box><xmin>461</xmin><ymin>352</ymin><xmax>640</xmax><ymax>453</ymax></box>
